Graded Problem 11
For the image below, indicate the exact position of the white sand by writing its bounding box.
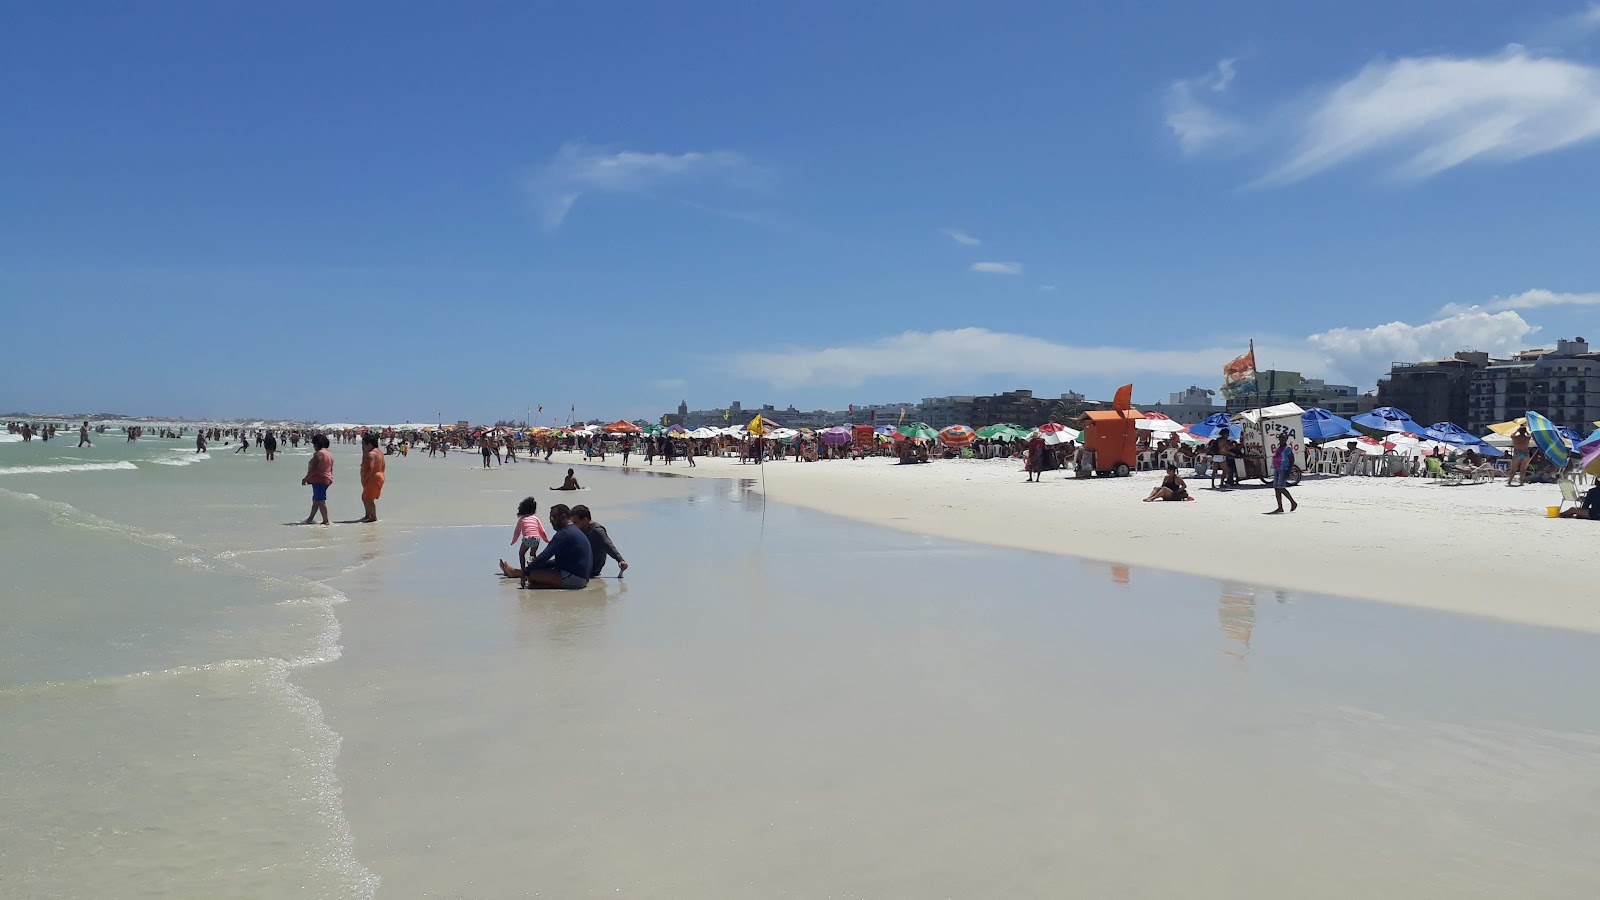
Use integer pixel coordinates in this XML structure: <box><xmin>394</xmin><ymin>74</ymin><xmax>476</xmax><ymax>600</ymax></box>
<box><xmin>567</xmin><ymin>453</ymin><xmax>1600</xmax><ymax>633</ymax></box>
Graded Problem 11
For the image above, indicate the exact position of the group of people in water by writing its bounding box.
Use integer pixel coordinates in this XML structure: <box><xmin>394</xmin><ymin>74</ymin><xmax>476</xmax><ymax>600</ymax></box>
<box><xmin>498</xmin><ymin>498</ymin><xmax>627</xmax><ymax>590</ymax></box>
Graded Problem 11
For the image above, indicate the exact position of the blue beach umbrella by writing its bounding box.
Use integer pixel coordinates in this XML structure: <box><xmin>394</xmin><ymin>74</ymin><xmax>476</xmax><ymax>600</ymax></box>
<box><xmin>1186</xmin><ymin>413</ymin><xmax>1235</xmax><ymax>440</ymax></box>
<box><xmin>1525</xmin><ymin>410</ymin><xmax>1572</xmax><ymax>467</ymax></box>
<box><xmin>1577</xmin><ymin>429</ymin><xmax>1600</xmax><ymax>452</ymax></box>
<box><xmin>1423</xmin><ymin>422</ymin><xmax>1478</xmax><ymax>445</ymax></box>
<box><xmin>1301</xmin><ymin>408</ymin><xmax>1356</xmax><ymax>441</ymax></box>
<box><xmin>1351</xmin><ymin>406</ymin><xmax>1423</xmax><ymax>436</ymax></box>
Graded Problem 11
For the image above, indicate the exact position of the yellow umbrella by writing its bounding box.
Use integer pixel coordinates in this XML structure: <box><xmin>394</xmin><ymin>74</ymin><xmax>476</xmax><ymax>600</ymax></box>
<box><xmin>1487</xmin><ymin>418</ymin><xmax>1528</xmax><ymax>436</ymax></box>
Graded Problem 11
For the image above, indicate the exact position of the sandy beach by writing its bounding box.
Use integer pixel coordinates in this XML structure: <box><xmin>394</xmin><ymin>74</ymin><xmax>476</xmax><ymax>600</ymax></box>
<box><xmin>557</xmin><ymin>452</ymin><xmax>1600</xmax><ymax>634</ymax></box>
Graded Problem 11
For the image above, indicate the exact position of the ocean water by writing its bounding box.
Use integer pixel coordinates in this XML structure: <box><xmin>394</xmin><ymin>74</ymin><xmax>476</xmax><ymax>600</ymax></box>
<box><xmin>3</xmin><ymin>435</ymin><xmax>1599</xmax><ymax>898</ymax></box>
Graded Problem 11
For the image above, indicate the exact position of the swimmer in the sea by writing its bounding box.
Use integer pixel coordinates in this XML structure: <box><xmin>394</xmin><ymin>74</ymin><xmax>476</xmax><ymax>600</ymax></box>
<box><xmin>552</xmin><ymin>468</ymin><xmax>580</xmax><ymax>491</ymax></box>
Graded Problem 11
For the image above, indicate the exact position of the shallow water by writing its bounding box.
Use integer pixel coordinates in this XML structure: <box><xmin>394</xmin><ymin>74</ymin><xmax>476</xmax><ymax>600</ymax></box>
<box><xmin>3</xmin><ymin>436</ymin><xmax>1598</xmax><ymax>898</ymax></box>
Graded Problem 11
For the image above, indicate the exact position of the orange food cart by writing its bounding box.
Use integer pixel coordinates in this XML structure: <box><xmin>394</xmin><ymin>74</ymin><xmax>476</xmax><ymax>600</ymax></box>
<box><xmin>1077</xmin><ymin>384</ymin><xmax>1143</xmax><ymax>477</ymax></box>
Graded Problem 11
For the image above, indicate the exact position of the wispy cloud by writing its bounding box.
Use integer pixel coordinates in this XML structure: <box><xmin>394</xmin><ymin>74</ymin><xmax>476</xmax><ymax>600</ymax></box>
<box><xmin>1439</xmin><ymin>287</ymin><xmax>1600</xmax><ymax>314</ymax></box>
<box><xmin>1166</xmin><ymin>58</ymin><xmax>1239</xmax><ymax>153</ymax></box>
<box><xmin>941</xmin><ymin>228</ymin><xmax>982</xmax><ymax>246</ymax></box>
<box><xmin>970</xmin><ymin>261</ymin><xmax>1023</xmax><ymax>275</ymax></box>
<box><xmin>524</xmin><ymin>140</ymin><xmax>758</xmax><ymax>230</ymax></box>
<box><xmin>1260</xmin><ymin>46</ymin><xmax>1600</xmax><ymax>184</ymax></box>
<box><xmin>724</xmin><ymin>297</ymin><xmax>1554</xmax><ymax>390</ymax></box>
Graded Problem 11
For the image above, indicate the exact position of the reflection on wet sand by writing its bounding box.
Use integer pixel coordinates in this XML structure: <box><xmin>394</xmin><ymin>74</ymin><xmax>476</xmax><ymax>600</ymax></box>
<box><xmin>513</xmin><ymin>579</ymin><xmax>626</xmax><ymax>649</ymax></box>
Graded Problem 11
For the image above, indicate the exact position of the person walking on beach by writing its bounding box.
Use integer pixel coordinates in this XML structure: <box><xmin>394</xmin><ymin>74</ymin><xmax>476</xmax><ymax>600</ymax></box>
<box><xmin>571</xmin><ymin>505</ymin><xmax>628</xmax><ymax>578</ymax></box>
<box><xmin>359</xmin><ymin>434</ymin><xmax>385</xmax><ymax>523</ymax></box>
<box><xmin>1507</xmin><ymin>425</ymin><xmax>1532</xmax><ymax>486</ymax></box>
<box><xmin>480</xmin><ymin>436</ymin><xmax>493</xmax><ymax>469</ymax></box>
<box><xmin>621</xmin><ymin>438</ymin><xmax>632</xmax><ymax>467</ymax></box>
<box><xmin>1207</xmin><ymin>436</ymin><xmax>1227</xmax><ymax>488</ymax></box>
<box><xmin>1266</xmin><ymin>433</ymin><xmax>1298</xmax><ymax>514</ymax></box>
<box><xmin>1024</xmin><ymin>433</ymin><xmax>1046</xmax><ymax>482</ymax></box>
<box><xmin>301</xmin><ymin>434</ymin><xmax>334</xmax><ymax>525</ymax></box>
<box><xmin>78</xmin><ymin>421</ymin><xmax>91</xmax><ymax>448</ymax></box>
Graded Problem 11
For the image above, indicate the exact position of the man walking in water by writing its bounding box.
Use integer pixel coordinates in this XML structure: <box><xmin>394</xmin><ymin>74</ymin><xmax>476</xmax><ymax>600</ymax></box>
<box><xmin>78</xmin><ymin>421</ymin><xmax>91</xmax><ymax>448</ymax></box>
<box><xmin>1507</xmin><ymin>425</ymin><xmax>1532</xmax><ymax>486</ymax></box>
<box><xmin>301</xmin><ymin>434</ymin><xmax>334</xmax><ymax>525</ymax></box>
<box><xmin>359</xmin><ymin>434</ymin><xmax>385</xmax><ymax>523</ymax></box>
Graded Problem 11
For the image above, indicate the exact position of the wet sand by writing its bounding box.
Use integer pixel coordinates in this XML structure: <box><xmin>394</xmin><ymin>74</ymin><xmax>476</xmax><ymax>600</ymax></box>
<box><xmin>301</xmin><ymin>463</ymin><xmax>1600</xmax><ymax>899</ymax></box>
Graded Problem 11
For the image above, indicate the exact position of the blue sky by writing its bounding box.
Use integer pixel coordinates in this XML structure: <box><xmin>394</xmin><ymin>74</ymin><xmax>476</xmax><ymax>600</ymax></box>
<box><xmin>5</xmin><ymin>1</ymin><xmax>1600</xmax><ymax>423</ymax></box>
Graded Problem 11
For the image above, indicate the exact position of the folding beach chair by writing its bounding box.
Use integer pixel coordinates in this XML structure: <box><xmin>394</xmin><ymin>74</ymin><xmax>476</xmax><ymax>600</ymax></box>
<box><xmin>1557</xmin><ymin>479</ymin><xmax>1581</xmax><ymax>513</ymax></box>
<box><xmin>1425</xmin><ymin>456</ymin><xmax>1462</xmax><ymax>485</ymax></box>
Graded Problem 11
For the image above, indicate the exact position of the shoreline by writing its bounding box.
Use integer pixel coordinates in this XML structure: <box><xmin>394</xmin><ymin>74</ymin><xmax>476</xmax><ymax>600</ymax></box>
<box><xmin>545</xmin><ymin>451</ymin><xmax>1600</xmax><ymax>635</ymax></box>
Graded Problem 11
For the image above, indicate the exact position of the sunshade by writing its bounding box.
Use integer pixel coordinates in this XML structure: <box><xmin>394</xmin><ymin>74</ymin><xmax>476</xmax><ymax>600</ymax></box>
<box><xmin>939</xmin><ymin>425</ymin><xmax>976</xmax><ymax>446</ymax></box>
<box><xmin>1036</xmin><ymin>422</ymin><xmax>1070</xmax><ymax>434</ymax></box>
<box><xmin>603</xmin><ymin>421</ymin><xmax>641</xmax><ymax>434</ymax></box>
<box><xmin>1351</xmin><ymin>407</ymin><xmax>1422</xmax><ymax>436</ymax></box>
<box><xmin>897</xmin><ymin>422</ymin><xmax>939</xmax><ymax>440</ymax></box>
<box><xmin>1423</xmin><ymin>422</ymin><xmax>1480</xmax><ymax>445</ymax></box>
<box><xmin>975</xmin><ymin>424</ymin><xmax>1020</xmax><ymax>440</ymax></box>
<box><xmin>819</xmin><ymin>426</ymin><xmax>852</xmax><ymax>445</ymax></box>
<box><xmin>1135</xmin><ymin>413</ymin><xmax>1185</xmax><ymax>434</ymax></box>
<box><xmin>1487</xmin><ymin>418</ymin><xmax>1528</xmax><ymax>436</ymax></box>
<box><xmin>1581</xmin><ymin>442</ymin><xmax>1600</xmax><ymax>478</ymax></box>
<box><xmin>689</xmin><ymin>427</ymin><xmax>719</xmax><ymax>439</ymax></box>
<box><xmin>1301</xmin><ymin>408</ymin><xmax>1356</xmax><ymax>441</ymax></box>
<box><xmin>1041</xmin><ymin>426</ymin><xmax>1081</xmax><ymax>445</ymax></box>
<box><xmin>1525</xmin><ymin>411</ymin><xmax>1572</xmax><ymax>467</ymax></box>
<box><xmin>1186</xmin><ymin>414</ymin><xmax>1238</xmax><ymax>441</ymax></box>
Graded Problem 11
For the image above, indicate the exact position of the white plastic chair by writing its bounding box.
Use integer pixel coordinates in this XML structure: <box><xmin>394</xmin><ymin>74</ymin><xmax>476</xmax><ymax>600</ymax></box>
<box><xmin>1557</xmin><ymin>479</ymin><xmax>1581</xmax><ymax>513</ymax></box>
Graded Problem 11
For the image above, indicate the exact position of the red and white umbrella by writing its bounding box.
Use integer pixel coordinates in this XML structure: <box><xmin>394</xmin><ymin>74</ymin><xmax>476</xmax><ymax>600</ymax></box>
<box><xmin>1135</xmin><ymin>412</ymin><xmax>1185</xmax><ymax>434</ymax></box>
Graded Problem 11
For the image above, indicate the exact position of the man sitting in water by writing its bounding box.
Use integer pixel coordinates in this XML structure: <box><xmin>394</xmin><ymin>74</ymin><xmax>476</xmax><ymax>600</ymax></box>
<box><xmin>570</xmin><ymin>505</ymin><xmax>628</xmax><ymax>578</ymax></box>
<box><xmin>1558</xmin><ymin>484</ymin><xmax>1600</xmax><ymax>519</ymax></box>
<box><xmin>552</xmin><ymin>468</ymin><xmax>581</xmax><ymax>491</ymax></box>
<box><xmin>520</xmin><ymin>504</ymin><xmax>591</xmax><ymax>590</ymax></box>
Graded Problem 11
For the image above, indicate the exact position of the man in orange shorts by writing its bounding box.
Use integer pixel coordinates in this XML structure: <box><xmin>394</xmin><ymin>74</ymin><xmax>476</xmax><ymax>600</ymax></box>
<box><xmin>360</xmin><ymin>434</ymin><xmax>386</xmax><ymax>523</ymax></box>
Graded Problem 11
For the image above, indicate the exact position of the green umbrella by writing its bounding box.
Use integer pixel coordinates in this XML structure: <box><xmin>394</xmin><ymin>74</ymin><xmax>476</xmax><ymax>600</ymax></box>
<box><xmin>642</xmin><ymin>424</ymin><xmax>665</xmax><ymax>436</ymax></box>
<box><xmin>974</xmin><ymin>424</ymin><xmax>1014</xmax><ymax>440</ymax></box>
<box><xmin>897</xmin><ymin>422</ymin><xmax>939</xmax><ymax>440</ymax></box>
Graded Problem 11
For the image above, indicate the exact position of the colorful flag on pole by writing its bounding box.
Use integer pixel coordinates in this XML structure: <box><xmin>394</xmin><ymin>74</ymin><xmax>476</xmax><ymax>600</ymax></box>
<box><xmin>1221</xmin><ymin>347</ymin><xmax>1258</xmax><ymax>402</ymax></box>
<box><xmin>748</xmin><ymin>413</ymin><xmax>764</xmax><ymax>436</ymax></box>
<box><xmin>723</xmin><ymin>409</ymin><xmax>730</xmax><ymax>422</ymax></box>
<box><xmin>898</xmin><ymin>408</ymin><xmax>906</xmax><ymax>424</ymax></box>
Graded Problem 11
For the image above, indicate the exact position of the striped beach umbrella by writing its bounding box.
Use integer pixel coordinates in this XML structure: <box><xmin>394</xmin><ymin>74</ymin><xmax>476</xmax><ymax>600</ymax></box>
<box><xmin>1525</xmin><ymin>411</ymin><xmax>1572</xmax><ymax>467</ymax></box>
<box><xmin>939</xmin><ymin>425</ymin><xmax>976</xmax><ymax>446</ymax></box>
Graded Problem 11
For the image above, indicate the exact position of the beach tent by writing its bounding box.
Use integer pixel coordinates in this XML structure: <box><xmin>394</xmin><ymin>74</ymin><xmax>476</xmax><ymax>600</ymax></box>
<box><xmin>1351</xmin><ymin>406</ymin><xmax>1423</xmax><ymax>436</ymax></box>
<box><xmin>603</xmin><ymin>421</ymin><xmax>641</xmax><ymax>434</ymax></box>
<box><xmin>1300</xmin><ymin>408</ymin><xmax>1356</xmax><ymax>441</ymax></box>
<box><xmin>1234</xmin><ymin>402</ymin><xmax>1307</xmax><ymax>468</ymax></box>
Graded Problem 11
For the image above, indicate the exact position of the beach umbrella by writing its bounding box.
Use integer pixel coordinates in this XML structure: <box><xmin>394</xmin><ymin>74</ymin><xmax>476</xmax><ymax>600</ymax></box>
<box><xmin>1581</xmin><ymin>441</ymin><xmax>1600</xmax><ymax>478</ymax></box>
<box><xmin>1036</xmin><ymin>422</ymin><xmax>1070</xmax><ymax>435</ymax></box>
<box><xmin>1423</xmin><ymin>422</ymin><xmax>1482</xmax><ymax>446</ymax></box>
<box><xmin>939</xmin><ymin>424</ymin><xmax>977</xmax><ymax>446</ymax></box>
<box><xmin>1525</xmin><ymin>410</ymin><xmax>1572</xmax><ymax>467</ymax></box>
<box><xmin>1351</xmin><ymin>406</ymin><xmax>1423</xmax><ymax>436</ymax></box>
<box><xmin>1487</xmin><ymin>417</ymin><xmax>1528</xmax><ymax>436</ymax></box>
<box><xmin>975</xmin><ymin>424</ymin><xmax>1018</xmax><ymax>440</ymax></box>
<box><xmin>1041</xmin><ymin>427</ymin><xmax>1081</xmax><ymax>446</ymax></box>
<box><xmin>820</xmin><ymin>426</ymin><xmax>852</xmax><ymax>445</ymax></box>
<box><xmin>875</xmin><ymin>425</ymin><xmax>897</xmax><ymax>436</ymax></box>
<box><xmin>1185</xmin><ymin>413</ymin><xmax>1233</xmax><ymax>440</ymax></box>
<box><xmin>1134</xmin><ymin>412</ymin><xmax>1185</xmax><ymax>434</ymax></box>
<box><xmin>1556</xmin><ymin>425</ymin><xmax>1584</xmax><ymax>445</ymax></box>
<box><xmin>897</xmin><ymin>422</ymin><xmax>939</xmax><ymax>440</ymax></box>
<box><xmin>1301</xmin><ymin>408</ymin><xmax>1356</xmax><ymax>441</ymax></box>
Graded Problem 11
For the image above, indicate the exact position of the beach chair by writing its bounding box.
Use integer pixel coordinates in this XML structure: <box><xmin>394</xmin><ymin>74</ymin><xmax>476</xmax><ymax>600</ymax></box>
<box><xmin>1424</xmin><ymin>456</ymin><xmax>1462</xmax><ymax>485</ymax></box>
<box><xmin>1557</xmin><ymin>479</ymin><xmax>1581</xmax><ymax>513</ymax></box>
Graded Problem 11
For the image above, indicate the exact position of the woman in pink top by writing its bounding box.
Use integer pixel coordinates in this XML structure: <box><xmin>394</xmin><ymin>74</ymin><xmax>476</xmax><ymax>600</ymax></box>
<box><xmin>300</xmin><ymin>434</ymin><xmax>335</xmax><ymax>525</ymax></box>
<box><xmin>506</xmin><ymin>496</ymin><xmax>550</xmax><ymax>588</ymax></box>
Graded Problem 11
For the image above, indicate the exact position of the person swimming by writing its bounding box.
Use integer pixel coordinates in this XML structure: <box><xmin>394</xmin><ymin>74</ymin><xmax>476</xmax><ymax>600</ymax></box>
<box><xmin>552</xmin><ymin>468</ymin><xmax>581</xmax><ymax>491</ymax></box>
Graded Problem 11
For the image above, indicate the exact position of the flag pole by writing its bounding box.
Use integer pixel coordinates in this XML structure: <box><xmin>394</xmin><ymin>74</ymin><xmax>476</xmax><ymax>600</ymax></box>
<box><xmin>1252</xmin><ymin>338</ymin><xmax>1269</xmax><ymax>478</ymax></box>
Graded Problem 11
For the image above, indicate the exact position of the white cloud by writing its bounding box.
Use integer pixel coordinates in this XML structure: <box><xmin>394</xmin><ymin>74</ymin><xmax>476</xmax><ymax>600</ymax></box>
<box><xmin>942</xmin><ymin>228</ymin><xmax>982</xmax><ymax>246</ymax></box>
<box><xmin>724</xmin><ymin>299</ymin><xmax>1554</xmax><ymax>391</ymax></box>
<box><xmin>1166</xmin><ymin>58</ymin><xmax>1239</xmax><ymax>153</ymax></box>
<box><xmin>524</xmin><ymin>140</ymin><xmax>755</xmax><ymax>230</ymax></box>
<box><xmin>726</xmin><ymin>328</ymin><xmax>1235</xmax><ymax>389</ymax></box>
<box><xmin>652</xmin><ymin>377</ymin><xmax>687</xmax><ymax>391</ymax></box>
<box><xmin>1440</xmin><ymin>288</ymin><xmax>1600</xmax><ymax>314</ymax></box>
<box><xmin>1304</xmin><ymin>308</ymin><xmax>1538</xmax><ymax>384</ymax></box>
<box><xmin>1039</xmin><ymin>284</ymin><xmax>1058</xmax><ymax>292</ymax></box>
<box><xmin>970</xmin><ymin>261</ymin><xmax>1023</xmax><ymax>275</ymax></box>
<box><xmin>1258</xmin><ymin>45</ymin><xmax>1600</xmax><ymax>184</ymax></box>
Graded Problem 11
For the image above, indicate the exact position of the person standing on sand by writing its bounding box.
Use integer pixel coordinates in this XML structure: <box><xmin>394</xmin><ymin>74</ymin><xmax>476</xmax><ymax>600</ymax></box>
<box><xmin>1507</xmin><ymin>425</ymin><xmax>1532</xmax><ymax>486</ymax></box>
<box><xmin>480</xmin><ymin>436</ymin><xmax>493</xmax><ymax>469</ymax></box>
<box><xmin>1266</xmin><ymin>433</ymin><xmax>1298</xmax><ymax>514</ymax></box>
<box><xmin>359</xmin><ymin>434</ymin><xmax>385</xmax><ymax>523</ymax></box>
<box><xmin>1024</xmin><ymin>433</ymin><xmax>1046</xmax><ymax>482</ymax></box>
<box><xmin>301</xmin><ymin>434</ymin><xmax>334</xmax><ymax>525</ymax></box>
<box><xmin>78</xmin><ymin>421</ymin><xmax>91</xmax><ymax>448</ymax></box>
<box><xmin>264</xmin><ymin>430</ymin><xmax>278</xmax><ymax>461</ymax></box>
